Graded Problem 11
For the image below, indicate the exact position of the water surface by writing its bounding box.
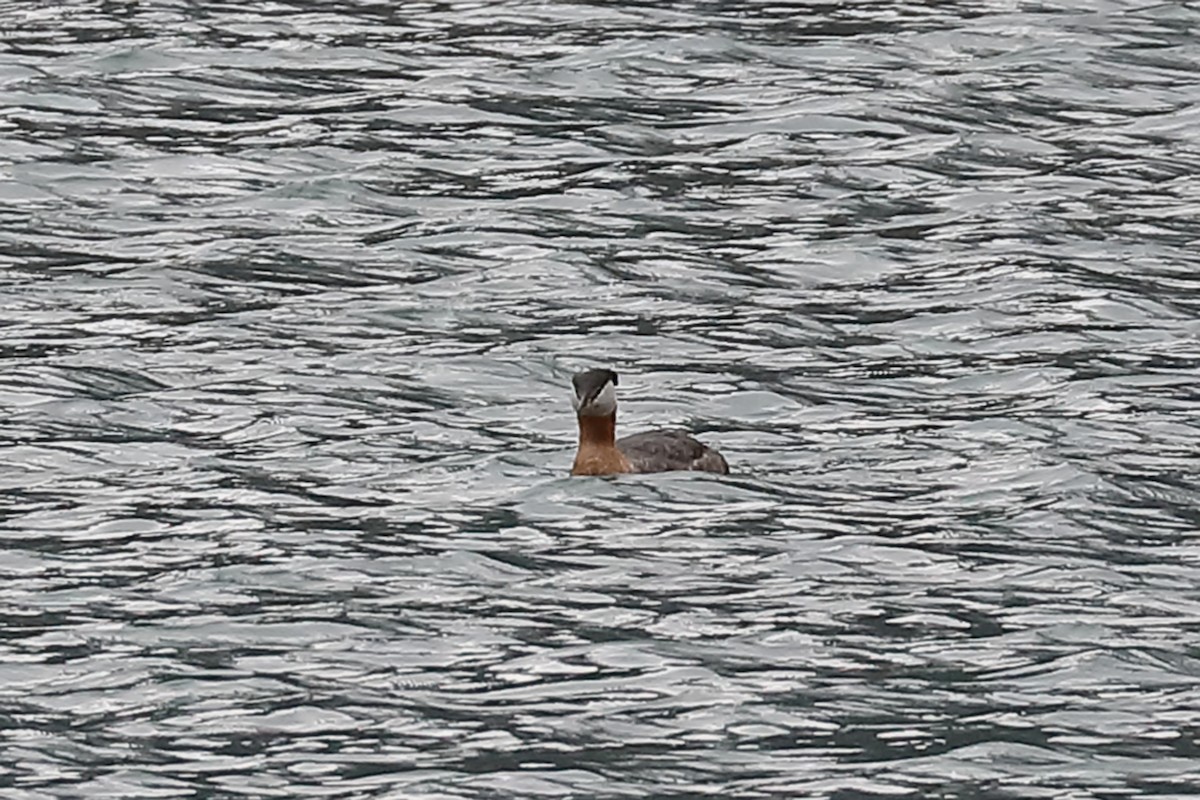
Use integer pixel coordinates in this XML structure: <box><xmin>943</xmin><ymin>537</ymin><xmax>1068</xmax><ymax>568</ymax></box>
<box><xmin>2</xmin><ymin>1</ymin><xmax>1199</xmax><ymax>798</ymax></box>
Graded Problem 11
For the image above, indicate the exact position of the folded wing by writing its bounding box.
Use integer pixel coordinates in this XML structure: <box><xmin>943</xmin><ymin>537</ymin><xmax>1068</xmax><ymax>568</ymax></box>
<box><xmin>616</xmin><ymin>429</ymin><xmax>729</xmax><ymax>474</ymax></box>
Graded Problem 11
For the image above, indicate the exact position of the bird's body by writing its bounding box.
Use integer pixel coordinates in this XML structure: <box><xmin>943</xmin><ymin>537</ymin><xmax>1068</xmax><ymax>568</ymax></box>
<box><xmin>568</xmin><ymin>368</ymin><xmax>728</xmax><ymax>477</ymax></box>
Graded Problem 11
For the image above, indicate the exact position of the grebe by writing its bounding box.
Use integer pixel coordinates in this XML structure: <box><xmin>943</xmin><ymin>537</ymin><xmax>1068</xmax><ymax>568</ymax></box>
<box><xmin>569</xmin><ymin>368</ymin><xmax>729</xmax><ymax>477</ymax></box>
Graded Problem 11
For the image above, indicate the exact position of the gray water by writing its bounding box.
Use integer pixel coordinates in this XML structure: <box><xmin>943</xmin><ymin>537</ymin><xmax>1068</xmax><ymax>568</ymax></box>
<box><xmin>2</xmin><ymin>1</ymin><xmax>1199</xmax><ymax>797</ymax></box>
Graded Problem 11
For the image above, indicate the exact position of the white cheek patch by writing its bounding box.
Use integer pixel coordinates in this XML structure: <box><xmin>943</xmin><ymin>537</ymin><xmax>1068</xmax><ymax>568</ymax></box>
<box><xmin>587</xmin><ymin>381</ymin><xmax>617</xmax><ymax>415</ymax></box>
<box><xmin>577</xmin><ymin>381</ymin><xmax>617</xmax><ymax>416</ymax></box>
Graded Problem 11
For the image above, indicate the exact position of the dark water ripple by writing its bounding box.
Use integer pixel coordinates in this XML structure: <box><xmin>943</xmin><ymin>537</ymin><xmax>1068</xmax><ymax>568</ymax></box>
<box><xmin>3</xmin><ymin>1</ymin><xmax>1200</xmax><ymax>797</ymax></box>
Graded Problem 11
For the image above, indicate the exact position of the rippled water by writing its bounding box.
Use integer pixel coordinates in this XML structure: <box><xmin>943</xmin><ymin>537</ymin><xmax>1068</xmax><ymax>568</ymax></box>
<box><xmin>3</xmin><ymin>1</ymin><xmax>1200</xmax><ymax>797</ymax></box>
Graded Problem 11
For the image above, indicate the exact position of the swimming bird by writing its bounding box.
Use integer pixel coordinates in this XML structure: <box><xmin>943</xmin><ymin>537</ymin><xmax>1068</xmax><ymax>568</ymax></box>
<box><xmin>569</xmin><ymin>368</ymin><xmax>729</xmax><ymax>476</ymax></box>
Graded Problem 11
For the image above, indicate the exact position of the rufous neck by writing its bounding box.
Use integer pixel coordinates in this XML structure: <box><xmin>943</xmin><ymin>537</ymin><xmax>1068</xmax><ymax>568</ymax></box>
<box><xmin>577</xmin><ymin>412</ymin><xmax>617</xmax><ymax>447</ymax></box>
